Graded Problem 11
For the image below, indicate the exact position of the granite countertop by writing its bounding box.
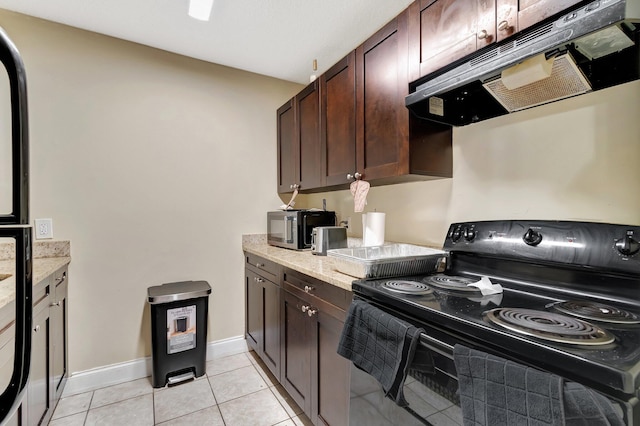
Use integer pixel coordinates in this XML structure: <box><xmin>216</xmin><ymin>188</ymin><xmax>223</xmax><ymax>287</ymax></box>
<box><xmin>0</xmin><ymin>241</ymin><xmax>71</xmax><ymax>311</ymax></box>
<box><xmin>242</xmin><ymin>235</ymin><xmax>357</xmax><ymax>291</ymax></box>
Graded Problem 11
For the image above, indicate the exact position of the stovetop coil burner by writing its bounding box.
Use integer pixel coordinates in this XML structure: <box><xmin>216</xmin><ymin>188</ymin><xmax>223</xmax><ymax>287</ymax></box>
<box><xmin>422</xmin><ymin>275</ymin><xmax>481</xmax><ymax>293</ymax></box>
<box><xmin>383</xmin><ymin>280</ymin><xmax>434</xmax><ymax>295</ymax></box>
<box><xmin>552</xmin><ymin>301</ymin><xmax>640</xmax><ymax>324</ymax></box>
<box><xmin>485</xmin><ymin>308</ymin><xmax>615</xmax><ymax>346</ymax></box>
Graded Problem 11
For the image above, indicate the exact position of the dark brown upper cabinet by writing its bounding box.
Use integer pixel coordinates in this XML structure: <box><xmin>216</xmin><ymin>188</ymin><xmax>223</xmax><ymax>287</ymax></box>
<box><xmin>279</xmin><ymin>3</ymin><xmax>453</xmax><ymax>194</ymax></box>
<box><xmin>277</xmin><ymin>81</ymin><xmax>322</xmax><ymax>194</ymax></box>
<box><xmin>277</xmin><ymin>99</ymin><xmax>296</xmax><ymax>194</ymax></box>
<box><xmin>320</xmin><ymin>52</ymin><xmax>357</xmax><ymax>188</ymax></box>
<box><xmin>410</xmin><ymin>0</ymin><xmax>585</xmax><ymax>81</ymax></box>
<box><xmin>411</xmin><ymin>0</ymin><xmax>497</xmax><ymax>79</ymax></box>
<box><xmin>356</xmin><ymin>11</ymin><xmax>452</xmax><ymax>183</ymax></box>
<box><xmin>510</xmin><ymin>0</ymin><xmax>584</xmax><ymax>33</ymax></box>
<box><xmin>356</xmin><ymin>16</ymin><xmax>412</xmax><ymax>181</ymax></box>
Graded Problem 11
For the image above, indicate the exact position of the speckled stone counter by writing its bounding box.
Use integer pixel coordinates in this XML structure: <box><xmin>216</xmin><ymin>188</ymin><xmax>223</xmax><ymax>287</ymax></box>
<box><xmin>0</xmin><ymin>240</ymin><xmax>71</xmax><ymax>311</ymax></box>
<box><xmin>242</xmin><ymin>234</ymin><xmax>357</xmax><ymax>291</ymax></box>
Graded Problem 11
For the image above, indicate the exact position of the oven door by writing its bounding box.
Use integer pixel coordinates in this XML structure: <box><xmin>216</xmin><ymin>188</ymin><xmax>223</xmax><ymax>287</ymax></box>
<box><xmin>348</xmin><ymin>297</ymin><xmax>635</xmax><ymax>426</ymax></box>
<box><xmin>349</xmin><ymin>324</ymin><xmax>463</xmax><ymax>425</ymax></box>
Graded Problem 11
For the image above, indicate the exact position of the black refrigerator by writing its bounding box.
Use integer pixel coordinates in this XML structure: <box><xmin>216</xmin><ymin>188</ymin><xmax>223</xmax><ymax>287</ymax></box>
<box><xmin>0</xmin><ymin>25</ymin><xmax>32</xmax><ymax>424</ymax></box>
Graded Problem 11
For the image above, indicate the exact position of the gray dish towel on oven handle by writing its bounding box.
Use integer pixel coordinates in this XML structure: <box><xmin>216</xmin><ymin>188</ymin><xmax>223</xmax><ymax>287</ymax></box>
<box><xmin>337</xmin><ymin>299</ymin><xmax>433</xmax><ymax>406</ymax></box>
<box><xmin>453</xmin><ymin>344</ymin><xmax>625</xmax><ymax>426</ymax></box>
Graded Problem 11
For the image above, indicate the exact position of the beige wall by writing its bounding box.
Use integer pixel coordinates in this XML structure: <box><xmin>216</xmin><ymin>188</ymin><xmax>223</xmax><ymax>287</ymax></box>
<box><xmin>304</xmin><ymin>80</ymin><xmax>640</xmax><ymax>247</ymax></box>
<box><xmin>0</xmin><ymin>11</ymin><xmax>302</xmax><ymax>373</ymax></box>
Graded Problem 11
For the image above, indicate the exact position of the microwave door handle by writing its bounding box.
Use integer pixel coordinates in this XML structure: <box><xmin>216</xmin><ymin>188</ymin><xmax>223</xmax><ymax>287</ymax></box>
<box><xmin>284</xmin><ymin>217</ymin><xmax>292</xmax><ymax>243</ymax></box>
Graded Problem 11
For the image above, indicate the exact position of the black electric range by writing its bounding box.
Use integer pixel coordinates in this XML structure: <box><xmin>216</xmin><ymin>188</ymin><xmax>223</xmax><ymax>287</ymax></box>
<box><xmin>350</xmin><ymin>220</ymin><xmax>640</xmax><ymax>425</ymax></box>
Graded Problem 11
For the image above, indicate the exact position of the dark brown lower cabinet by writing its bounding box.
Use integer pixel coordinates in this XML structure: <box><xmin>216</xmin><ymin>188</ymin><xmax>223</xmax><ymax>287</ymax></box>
<box><xmin>281</xmin><ymin>269</ymin><xmax>351</xmax><ymax>426</ymax></box>
<box><xmin>281</xmin><ymin>290</ymin><xmax>312</xmax><ymax>413</ymax></box>
<box><xmin>312</xmin><ymin>309</ymin><xmax>350</xmax><ymax>426</ymax></box>
<box><xmin>245</xmin><ymin>254</ymin><xmax>282</xmax><ymax>379</ymax></box>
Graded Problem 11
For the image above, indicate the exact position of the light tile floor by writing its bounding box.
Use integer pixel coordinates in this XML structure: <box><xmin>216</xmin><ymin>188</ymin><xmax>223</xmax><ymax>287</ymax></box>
<box><xmin>49</xmin><ymin>351</ymin><xmax>312</xmax><ymax>426</ymax></box>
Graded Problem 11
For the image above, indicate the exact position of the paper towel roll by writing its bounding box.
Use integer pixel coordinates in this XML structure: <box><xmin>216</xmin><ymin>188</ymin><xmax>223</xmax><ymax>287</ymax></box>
<box><xmin>363</xmin><ymin>212</ymin><xmax>385</xmax><ymax>246</ymax></box>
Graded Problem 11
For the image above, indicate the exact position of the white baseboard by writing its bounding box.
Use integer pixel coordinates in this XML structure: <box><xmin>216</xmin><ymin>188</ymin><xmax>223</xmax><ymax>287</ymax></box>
<box><xmin>63</xmin><ymin>336</ymin><xmax>248</xmax><ymax>397</ymax></box>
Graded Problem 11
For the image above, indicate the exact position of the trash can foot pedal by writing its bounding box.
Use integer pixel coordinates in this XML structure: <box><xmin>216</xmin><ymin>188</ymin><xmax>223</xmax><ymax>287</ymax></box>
<box><xmin>167</xmin><ymin>371</ymin><xmax>195</xmax><ymax>386</ymax></box>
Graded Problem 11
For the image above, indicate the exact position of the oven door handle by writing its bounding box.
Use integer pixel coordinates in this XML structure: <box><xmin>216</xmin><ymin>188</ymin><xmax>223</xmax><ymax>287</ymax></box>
<box><xmin>419</xmin><ymin>333</ymin><xmax>454</xmax><ymax>360</ymax></box>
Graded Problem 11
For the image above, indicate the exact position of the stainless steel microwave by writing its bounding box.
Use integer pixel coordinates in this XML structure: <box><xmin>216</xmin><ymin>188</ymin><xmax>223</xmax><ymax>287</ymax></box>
<box><xmin>267</xmin><ymin>210</ymin><xmax>336</xmax><ymax>250</ymax></box>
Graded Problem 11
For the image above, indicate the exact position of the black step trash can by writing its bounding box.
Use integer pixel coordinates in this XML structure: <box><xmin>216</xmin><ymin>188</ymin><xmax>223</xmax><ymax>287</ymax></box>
<box><xmin>147</xmin><ymin>280</ymin><xmax>211</xmax><ymax>388</ymax></box>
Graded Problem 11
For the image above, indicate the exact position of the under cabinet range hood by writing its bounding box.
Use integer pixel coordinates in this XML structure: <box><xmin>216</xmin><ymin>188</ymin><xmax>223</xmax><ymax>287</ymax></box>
<box><xmin>406</xmin><ymin>0</ymin><xmax>640</xmax><ymax>126</ymax></box>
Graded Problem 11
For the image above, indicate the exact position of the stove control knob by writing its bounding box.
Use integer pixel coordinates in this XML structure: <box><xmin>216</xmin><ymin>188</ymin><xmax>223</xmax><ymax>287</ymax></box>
<box><xmin>523</xmin><ymin>228</ymin><xmax>543</xmax><ymax>246</ymax></box>
<box><xmin>451</xmin><ymin>226</ymin><xmax>462</xmax><ymax>242</ymax></box>
<box><xmin>463</xmin><ymin>228</ymin><xmax>476</xmax><ymax>242</ymax></box>
<box><xmin>615</xmin><ymin>234</ymin><xmax>640</xmax><ymax>256</ymax></box>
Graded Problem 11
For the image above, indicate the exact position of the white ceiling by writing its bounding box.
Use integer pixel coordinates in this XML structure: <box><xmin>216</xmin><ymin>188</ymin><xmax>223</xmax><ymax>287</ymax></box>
<box><xmin>0</xmin><ymin>0</ymin><xmax>415</xmax><ymax>84</ymax></box>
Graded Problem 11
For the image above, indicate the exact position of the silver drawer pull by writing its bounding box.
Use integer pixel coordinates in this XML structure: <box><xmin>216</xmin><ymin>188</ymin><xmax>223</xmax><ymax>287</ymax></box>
<box><xmin>307</xmin><ymin>308</ymin><xmax>318</xmax><ymax>317</ymax></box>
<box><xmin>304</xmin><ymin>285</ymin><xmax>314</xmax><ymax>293</ymax></box>
<box><xmin>255</xmin><ymin>263</ymin><xmax>264</xmax><ymax>268</ymax></box>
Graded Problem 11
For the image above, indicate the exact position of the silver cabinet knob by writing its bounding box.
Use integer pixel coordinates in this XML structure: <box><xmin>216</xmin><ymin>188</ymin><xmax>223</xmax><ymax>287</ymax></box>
<box><xmin>254</xmin><ymin>277</ymin><xmax>264</xmax><ymax>283</ymax></box>
<box><xmin>289</xmin><ymin>183</ymin><xmax>300</xmax><ymax>190</ymax></box>
<box><xmin>50</xmin><ymin>301</ymin><xmax>61</xmax><ymax>307</ymax></box>
<box><xmin>498</xmin><ymin>20</ymin><xmax>510</xmax><ymax>31</ymax></box>
<box><xmin>301</xmin><ymin>305</ymin><xmax>309</xmax><ymax>313</ymax></box>
<box><xmin>56</xmin><ymin>271</ymin><xmax>66</xmax><ymax>283</ymax></box>
<box><xmin>347</xmin><ymin>172</ymin><xmax>362</xmax><ymax>180</ymax></box>
<box><xmin>34</xmin><ymin>325</ymin><xmax>40</xmax><ymax>332</ymax></box>
<box><xmin>307</xmin><ymin>308</ymin><xmax>318</xmax><ymax>317</ymax></box>
<box><xmin>346</xmin><ymin>174</ymin><xmax>353</xmax><ymax>180</ymax></box>
<box><xmin>477</xmin><ymin>29</ymin><xmax>488</xmax><ymax>39</ymax></box>
<box><xmin>255</xmin><ymin>263</ymin><xmax>264</xmax><ymax>268</ymax></box>
<box><xmin>304</xmin><ymin>285</ymin><xmax>314</xmax><ymax>293</ymax></box>
<box><xmin>354</xmin><ymin>172</ymin><xmax>362</xmax><ymax>179</ymax></box>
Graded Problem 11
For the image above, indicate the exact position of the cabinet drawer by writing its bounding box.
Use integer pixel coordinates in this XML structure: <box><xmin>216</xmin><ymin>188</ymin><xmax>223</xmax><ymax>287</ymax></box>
<box><xmin>283</xmin><ymin>268</ymin><xmax>351</xmax><ymax>312</ymax></box>
<box><xmin>245</xmin><ymin>253</ymin><xmax>279</xmax><ymax>282</ymax></box>
<box><xmin>53</xmin><ymin>267</ymin><xmax>68</xmax><ymax>301</ymax></box>
<box><xmin>32</xmin><ymin>275</ymin><xmax>52</xmax><ymax>316</ymax></box>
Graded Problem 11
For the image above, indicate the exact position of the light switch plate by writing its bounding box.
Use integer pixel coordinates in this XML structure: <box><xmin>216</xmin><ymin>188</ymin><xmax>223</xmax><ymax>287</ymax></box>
<box><xmin>35</xmin><ymin>218</ymin><xmax>54</xmax><ymax>240</ymax></box>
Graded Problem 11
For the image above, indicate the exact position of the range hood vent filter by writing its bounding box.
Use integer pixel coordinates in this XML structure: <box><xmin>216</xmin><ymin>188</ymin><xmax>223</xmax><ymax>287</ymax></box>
<box><xmin>482</xmin><ymin>53</ymin><xmax>592</xmax><ymax>113</ymax></box>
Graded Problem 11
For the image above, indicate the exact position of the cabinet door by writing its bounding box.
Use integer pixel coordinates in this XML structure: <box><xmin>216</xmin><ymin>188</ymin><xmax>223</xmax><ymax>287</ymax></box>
<box><xmin>417</xmin><ymin>0</ymin><xmax>496</xmax><ymax>77</ymax></box>
<box><xmin>51</xmin><ymin>268</ymin><xmax>68</xmax><ymax>401</ymax></box>
<box><xmin>281</xmin><ymin>290</ymin><xmax>312</xmax><ymax>414</ymax></box>
<box><xmin>321</xmin><ymin>52</ymin><xmax>357</xmax><ymax>187</ymax></box>
<box><xmin>245</xmin><ymin>269</ymin><xmax>263</xmax><ymax>353</ymax></box>
<box><xmin>277</xmin><ymin>99</ymin><xmax>297</xmax><ymax>193</ymax></box>
<box><xmin>297</xmin><ymin>81</ymin><xmax>322</xmax><ymax>191</ymax></box>
<box><xmin>28</xmin><ymin>305</ymin><xmax>50</xmax><ymax>426</ymax></box>
<box><xmin>312</xmin><ymin>310</ymin><xmax>350</xmax><ymax>426</ymax></box>
<box><xmin>502</xmin><ymin>0</ymin><xmax>583</xmax><ymax>34</ymax></box>
<box><xmin>262</xmin><ymin>279</ymin><xmax>280</xmax><ymax>379</ymax></box>
<box><xmin>356</xmin><ymin>14</ymin><xmax>410</xmax><ymax>181</ymax></box>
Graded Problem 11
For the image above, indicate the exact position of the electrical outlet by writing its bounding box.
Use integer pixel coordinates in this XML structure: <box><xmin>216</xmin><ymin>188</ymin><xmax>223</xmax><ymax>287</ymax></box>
<box><xmin>35</xmin><ymin>218</ymin><xmax>53</xmax><ymax>240</ymax></box>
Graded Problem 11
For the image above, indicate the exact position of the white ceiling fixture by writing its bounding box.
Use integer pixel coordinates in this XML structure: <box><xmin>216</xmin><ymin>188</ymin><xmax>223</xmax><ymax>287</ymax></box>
<box><xmin>188</xmin><ymin>0</ymin><xmax>214</xmax><ymax>21</ymax></box>
<box><xmin>0</xmin><ymin>0</ymin><xmax>414</xmax><ymax>84</ymax></box>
